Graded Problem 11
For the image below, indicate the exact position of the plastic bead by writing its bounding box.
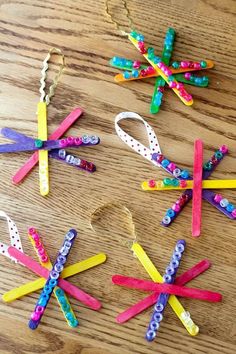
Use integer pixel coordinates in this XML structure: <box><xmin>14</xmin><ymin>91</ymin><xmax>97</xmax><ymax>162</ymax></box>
<box><xmin>181</xmin><ymin>170</ymin><xmax>190</xmax><ymax>179</ymax></box>
<box><xmin>90</xmin><ymin>136</ymin><xmax>99</xmax><ymax>145</ymax></box>
<box><xmin>166</xmin><ymin>209</ymin><xmax>175</xmax><ymax>218</ymax></box>
<box><xmin>35</xmin><ymin>139</ymin><xmax>43</xmax><ymax>148</ymax></box>
<box><xmin>148</xmin><ymin>180</ymin><xmax>156</xmax><ymax>188</ymax></box>
<box><xmin>173</xmin><ymin>168</ymin><xmax>182</xmax><ymax>177</ymax></box>
<box><xmin>226</xmin><ymin>204</ymin><xmax>235</xmax><ymax>212</ymax></box>
<box><xmin>215</xmin><ymin>151</ymin><xmax>223</xmax><ymax>160</ymax></box>
<box><xmin>204</xmin><ymin>161</ymin><xmax>213</xmax><ymax>171</ymax></box>
<box><xmin>161</xmin><ymin>159</ymin><xmax>170</xmax><ymax>168</ymax></box>
<box><xmin>219</xmin><ymin>145</ymin><xmax>228</xmax><ymax>154</ymax></box>
<box><xmin>200</xmin><ymin>61</ymin><xmax>207</xmax><ymax>68</ymax></box>
<box><xmin>132</xmin><ymin>69</ymin><xmax>139</xmax><ymax>78</ymax></box>
<box><xmin>220</xmin><ymin>198</ymin><xmax>229</xmax><ymax>208</ymax></box>
<box><xmin>82</xmin><ymin>135</ymin><xmax>91</xmax><ymax>144</ymax></box>
<box><xmin>163</xmin><ymin>178</ymin><xmax>172</xmax><ymax>186</ymax></box>
<box><xmin>172</xmin><ymin>203</ymin><xmax>181</xmax><ymax>212</ymax></box>
<box><xmin>231</xmin><ymin>209</ymin><xmax>236</xmax><ymax>218</ymax></box>
<box><xmin>162</xmin><ymin>215</ymin><xmax>171</xmax><ymax>225</ymax></box>
<box><xmin>171</xmin><ymin>61</ymin><xmax>179</xmax><ymax>69</ymax></box>
<box><xmin>58</xmin><ymin>149</ymin><xmax>66</xmax><ymax>159</ymax></box>
<box><xmin>65</xmin><ymin>155</ymin><xmax>75</xmax><ymax>164</ymax></box>
<box><xmin>133</xmin><ymin>60</ymin><xmax>141</xmax><ymax>69</ymax></box>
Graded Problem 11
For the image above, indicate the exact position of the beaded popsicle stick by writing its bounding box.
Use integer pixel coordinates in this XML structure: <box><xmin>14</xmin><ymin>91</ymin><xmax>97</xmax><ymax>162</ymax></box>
<box><xmin>146</xmin><ymin>240</ymin><xmax>186</xmax><ymax>341</ymax></box>
<box><xmin>28</xmin><ymin>228</ymin><xmax>79</xmax><ymax>328</ymax></box>
<box><xmin>142</xmin><ymin>179</ymin><xmax>236</xmax><ymax>190</ymax></box>
<box><xmin>37</xmin><ymin>102</ymin><xmax>49</xmax><ymax>196</ymax></box>
<box><xmin>112</xmin><ymin>275</ymin><xmax>222</xmax><ymax>302</ymax></box>
<box><xmin>150</xmin><ymin>27</ymin><xmax>176</xmax><ymax>114</ymax></box>
<box><xmin>128</xmin><ymin>32</ymin><xmax>193</xmax><ymax>105</ymax></box>
<box><xmin>2</xmin><ymin>253</ymin><xmax>106</xmax><ymax>303</ymax></box>
<box><xmin>116</xmin><ymin>259</ymin><xmax>211</xmax><ymax>323</ymax></box>
<box><xmin>12</xmin><ymin>107</ymin><xmax>83</xmax><ymax>184</ymax></box>
<box><xmin>8</xmin><ymin>246</ymin><xmax>102</xmax><ymax>309</ymax></box>
<box><xmin>29</xmin><ymin>229</ymin><xmax>77</xmax><ymax>329</ymax></box>
<box><xmin>131</xmin><ymin>242</ymin><xmax>199</xmax><ymax>336</ymax></box>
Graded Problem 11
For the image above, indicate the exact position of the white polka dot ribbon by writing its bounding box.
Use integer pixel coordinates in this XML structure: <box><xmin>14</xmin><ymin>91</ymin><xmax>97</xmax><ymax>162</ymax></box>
<box><xmin>0</xmin><ymin>211</ymin><xmax>23</xmax><ymax>262</ymax></box>
<box><xmin>115</xmin><ymin>112</ymin><xmax>162</xmax><ymax>166</ymax></box>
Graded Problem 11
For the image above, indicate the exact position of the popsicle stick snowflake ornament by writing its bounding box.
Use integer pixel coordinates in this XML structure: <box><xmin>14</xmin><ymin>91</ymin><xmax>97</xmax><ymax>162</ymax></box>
<box><xmin>0</xmin><ymin>214</ymin><xmax>106</xmax><ymax>329</ymax></box>
<box><xmin>110</xmin><ymin>28</ymin><xmax>214</xmax><ymax>113</ymax></box>
<box><xmin>0</xmin><ymin>49</ymin><xmax>100</xmax><ymax>196</ymax></box>
<box><xmin>90</xmin><ymin>203</ymin><xmax>221</xmax><ymax>341</ymax></box>
<box><xmin>115</xmin><ymin>112</ymin><xmax>236</xmax><ymax>236</ymax></box>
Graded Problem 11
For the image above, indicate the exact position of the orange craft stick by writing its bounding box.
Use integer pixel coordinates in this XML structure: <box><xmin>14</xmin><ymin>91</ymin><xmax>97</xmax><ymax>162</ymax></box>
<box><xmin>192</xmin><ymin>139</ymin><xmax>203</xmax><ymax>237</ymax></box>
<box><xmin>12</xmin><ymin>108</ymin><xmax>83</xmax><ymax>184</ymax></box>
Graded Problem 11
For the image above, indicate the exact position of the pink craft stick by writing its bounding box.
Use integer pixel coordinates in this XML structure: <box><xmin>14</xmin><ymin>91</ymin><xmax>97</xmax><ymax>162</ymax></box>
<box><xmin>12</xmin><ymin>108</ymin><xmax>83</xmax><ymax>184</ymax></box>
<box><xmin>192</xmin><ymin>139</ymin><xmax>203</xmax><ymax>237</ymax></box>
<box><xmin>8</xmin><ymin>246</ymin><xmax>101</xmax><ymax>310</ymax></box>
<box><xmin>112</xmin><ymin>275</ymin><xmax>222</xmax><ymax>302</ymax></box>
<box><xmin>117</xmin><ymin>259</ymin><xmax>211</xmax><ymax>323</ymax></box>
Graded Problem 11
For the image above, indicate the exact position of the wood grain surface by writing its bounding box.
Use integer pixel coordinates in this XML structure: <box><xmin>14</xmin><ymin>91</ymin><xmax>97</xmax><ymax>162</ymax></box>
<box><xmin>0</xmin><ymin>0</ymin><xmax>236</xmax><ymax>353</ymax></box>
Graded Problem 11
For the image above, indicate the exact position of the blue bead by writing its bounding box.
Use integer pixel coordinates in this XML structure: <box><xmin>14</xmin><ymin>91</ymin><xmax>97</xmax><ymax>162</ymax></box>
<box><xmin>194</xmin><ymin>77</ymin><xmax>202</xmax><ymax>85</ymax></box>
<box><xmin>38</xmin><ymin>297</ymin><xmax>47</xmax><ymax>307</ymax></box>
<box><xmin>123</xmin><ymin>71</ymin><xmax>131</xmax><ymax>79</ymax></box>
<box><xmin>146</xmin><ymin>330</ymin><xmax>156</xmax><ymax>341</ymax></box>
<box><xmin>181</xmin><ymin>170</ymin><xmax>190</xmax><ymax>179</ymax></box>
<box><xmin>226</xmin><ymin>204</ymin><xmax>235</xmax><ymax>212</ymax></box>
<box><xmin>153</xmin><ymin>56</ymin><xmax>161</xmax><ymax>64</ymax></box>
<box><xmin>137</xmin><ymin>34</ymin><xmax>144</xmax><ymax>41</ymax></box>
<box><xmin>112</xmin><ymin>56</ymin><xmax>120</xmax><ymax>65</ymax></box>
<box><xmin>125</xmin><ymin>60</ymin><xmax>133</xmax><ymax>68</ymax></box>
<box><xmin>167</xmin><ymin>208</ymin><xmax>175</xmax><ymax>218</ymax></box>
<box><xmin>161</xmin><ymin>159</ymin><xmax>170</xmax><ymax>167</ymax></box>
<box><xmin>147</xmin><ymin>47</ymin><xmax>154</xmax><ymax>54</ymax></box>
<box><xmin>132</xmin><ymin>69</ymin><xmax>139</xmax><ymax>78</ymax></box>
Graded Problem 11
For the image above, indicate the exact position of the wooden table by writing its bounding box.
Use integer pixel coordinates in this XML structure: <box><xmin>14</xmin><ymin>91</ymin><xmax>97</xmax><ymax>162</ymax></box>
<box><xmin>0</xmin><ymin>1</ymin><xmax>235</xmax><ymax>353</ymax></box>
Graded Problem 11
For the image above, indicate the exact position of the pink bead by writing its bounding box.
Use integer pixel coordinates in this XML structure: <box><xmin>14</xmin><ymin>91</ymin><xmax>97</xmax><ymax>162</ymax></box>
<box><xmin>140</xmin><ymin>69</ymin><xmax>146</xmax><ymax>77</ymax></box>
<box><xmin>167</xmin><ymin>162</ymin><xmax>176</xmax><ymax>172</ymax></box>
<box><xmin>180</xmin><ymin>61</ymin><xmax>188</xmax><ymax>68</ymax></box>
<box><xmin>169</xmin><ymin>81</ymin><xmax>177</xmax><ymax>88</ymax></box>
<box><xmin>165</xmin><ymin>69</ymin><xmax>172</xmax><ymax>76</ymax></box>
<box><xmin>133</xmin><ymin>60</ymin><xmax>141</xmax><ymax>69</ymax></box>
<box><xmin>140</xmin><ymin>48</ymin><xmax>147</xmax><ymax>54</ymax></box>
<box><xmin>157</xmin><ymin>62</ymin><xmax>164</xmax><ymax>69</ymax></box>
<box><xmin>37</xmin><ymin>246</ymin><xmax>45</xmax><ymax>256</ymax></box>
<box><xmin>31</xmin><ymin>312</ymin><xmax>41</xmax><ymax>321</ymax></box>
<box><xmin>158</xmin><ymin>86</ymin><xmax>165</xmax><ymax>93</ymax></box>
<box><xmin>59</xmin><ymin>139</ymin><xmax>67</xmax><ymax>148</ymax></box>
<box><xmin>35</xmin><ymin>240</ymin><xmax>42</xmax><ymax>249</ymax></box>
<box><xmin>185</xmin><ymin>94</ymin><xmax>193</xmax><ymax>102</ymax></box>
<box><xmin>194</xmin><ymin>62</ymin><xmax>201</xmax><ymax>69</ymax></box>
<box><xmin>214</xmin><ymin>194</ymin><xmax>222</xmax><ymax>203</ymax></box>
<box><xmin>148</xmin><ymin>180</ymin><xmax>156</xmax><ymax>188</ymax></box>
<box><xmin>138</xmin><ymin>41</ymin><xmax>145</xmax><ymax>48</ymax></box>
<box><xmin>41</xmin><ymin>254</ymin><xmax>48</xmax><ymax>263</ymax></box>
<box><xmin>184</xmin><ymin>73</ymin><xmax>191</xmax><ymax>80</ymax></box>
<box><xmin>75</xmin><ymin>137</ymin><xmax>82</xmax><ymax>145</ymax></box>
<box><xmin>66</xmin><ymin>136</ymin><xmax>75</xmax><ymax>145</ymax></box>
<box><xmin>176</xmin><ymin>83</ymin><xmax>184</xmax><ymax>90</ymax></box>
<box><xmin>219</xmin><ymin>145</ymin><xmax>228</xmax><ymax>154</ymax></box>
<box><xmin>36</xmin><ymin>306</ymin><xmax>45</xmax><ymax>314</ymax></box>
<box><xmin>31</xmin><ymin>233</ymin><xmax>40</xmax><ymax>242</ymax></box>
<box><xmin>172</xmin><ymin>203</ymin><xmax>181</xmax><ymax>212</ymax></box>
<box><xmin>146</xmin><ymin>66</ymin><xmax>155</xmax><ymax>74</ymax></box>
<box><xmin>231</xmin><ymin>209</ymin><xmax>236</xmax><ymax>218</ymax></box>
<box><xmin>180</xmin><ymin>180</ymin><xmax>187</xmax><ymax>188</ymax></box>
<box><xmin>28</xmin><ymin>227</ymin><xmax>36</xmax><ymax>235</ymax></box>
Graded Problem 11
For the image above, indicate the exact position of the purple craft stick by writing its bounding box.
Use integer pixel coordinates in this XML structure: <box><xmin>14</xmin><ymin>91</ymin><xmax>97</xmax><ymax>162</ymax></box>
<box><xmin>49</xmin><ymin>149</ymin><xmax>96</xmax><ymax>172</ymax></box>
<box><xmin>0</xmin><ymin>128</ymin><xmax>100</xmax><ymax>153</ymax></box>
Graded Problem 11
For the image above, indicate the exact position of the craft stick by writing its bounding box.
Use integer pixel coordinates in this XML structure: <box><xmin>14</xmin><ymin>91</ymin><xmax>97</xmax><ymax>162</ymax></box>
<box><xmin>142</xmin><ymin>179</ymin><xmax>236</xmax><ymax>190</ymax></box>
<box><xmin>37</xmin><ymin>102</ymin><xmax>49</xmax><ymax>196</ymax></box>
<box><xmin>151</xmin><ymin>28</ymin><xmax>175</xmax><ymax>113</ymax></box>
<box><xmin>2</xmin><ymin>253</ymin><xmax>106</xmax><ymax>302</ymax></box>
<box><xmin>192</xmin><ymin>139</ymin><xmax>204</xmax><ymax>237</ymax></box>
<box><xmin>12</xmin><ymin>108</ymin><xmax>83</xmax><ymax>184</ymax></box>
<box><xmin>116</xmin><ymin>259</ymin><xmax>210</xmax><ymax>323</ymax></box>
<box><xmin>49</xmin><ymin>149</ymin><xmax>96</xmax><ymax>173</ymax></box>
<box><xmin>131</xmin><ymin>243</ymin><xmax>199</xmax><ymax>336</ymax></box>
<box><xmin>28</xmin><ymin>228</ymin><xmax>78</xmax><ymax>327</ymax></box>
<box><xmin>129</xmin><ymin>33</ymin><xmax>193</xmax><ymax>105</ymax></box>
<box><xmin>8</xmin><ymin>247</ymin><xmax>102</xmax><ymax>310</ymax></box>
<box><xmin>113</xmin><ymin>60</ymin><xmax>214</xmax><ymax>82</ymax></box>
<box><xmin>0</xmin><ymin>128</ymin><xmax>35</xmax><ymax>143</ymax></box>
<box><xmin>112</xmin><ymin>275</ymin><xmax>221</xmax><ymax>302</ymax></box>
<box><xmin>174</xmin><ymin>73</ymin><xmax>209</xmax><ymax>87</ymax></box>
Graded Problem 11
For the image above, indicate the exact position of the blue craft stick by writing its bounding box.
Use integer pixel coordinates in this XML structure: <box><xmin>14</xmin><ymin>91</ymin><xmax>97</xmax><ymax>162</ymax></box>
<box><xmin>146</xmin><ymin>240</ymin><xmax>186</xmax><ymax>341</ymax></box>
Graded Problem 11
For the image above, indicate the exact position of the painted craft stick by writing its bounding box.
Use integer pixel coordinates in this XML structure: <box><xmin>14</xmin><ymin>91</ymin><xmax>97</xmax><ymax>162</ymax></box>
<box><xmin>28</xmin><ymin>228</ymin><xmax>79</xmax><ymax>328</ymax></box>
<box><xmin>8</xmin><ymin>246</ymin><xmax>102</xmax><ymax>310</ymax></box>
<box><xmin>131</xmin><ymin>242</ymin><xmax>199</xmax><ymax>336</ymax></box>
<box><xmin>2</xmin><ymin>253</ymin><xmax>106</xmax><ymax>303</ymax></box>
<box><xmin>29</xmin><ymin>229</ymin><xmax>77</xmax><ymax>329</ymax></box>
<box><xmin>12</xmin><ymin>107</ymin><xmax>83</xmax><ymax>184</ymax></box>
<box><xmin>37</xmin><ymin>102</ymin><xmax>49</xmax><ymax>196</ymax></box>
<box><xmin>116</xmin><ymin>259</ymin><xmax>211</xmax><ymax>323</ymax></box>
<box><xmin>112</xmin><ymin>275</ymin><xmax>222</xmax><ymax>302</ymax></box>
<box><xmin>192</xmin><ymin>140</ymin><xmax>204</xmax><ymax>237</ymax></box>
<box><xmin>142</xmin><ymin>179</ymin><xmax>236</xmax><ymax>190</ymax></box>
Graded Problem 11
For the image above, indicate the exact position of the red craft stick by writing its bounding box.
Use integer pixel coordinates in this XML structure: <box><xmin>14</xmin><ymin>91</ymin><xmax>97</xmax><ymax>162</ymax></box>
<box><xmin>192</xmin><ymin>139</ymin><xmax>203</xmax><ymax>237</ymax></box>
<box><xmin>117</xmin><ymin>259</ymin><xmax>211</xmax><ymax>323</ymax></box>
<box><xmin>8</xmin><ymin>246</ymin><xmax>101</xmax><ymax>310</ymax></box>
<box><xmin>12</xmin><ymin>108</ymin><xmax>83</xmax><ymax>184</ymax></box>
<box><xmin>112</xmin><ymin>275</ymin><xmax>222</xmax><ymax>302</ymax></box>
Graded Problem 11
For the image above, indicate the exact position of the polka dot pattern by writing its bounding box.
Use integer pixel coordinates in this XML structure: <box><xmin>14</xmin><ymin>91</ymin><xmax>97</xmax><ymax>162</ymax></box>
<box><xmin>115</xmin><ymin>112</ymin><xmax>162</xmax><ymax>167</ymax></box>
<box><xmin>0</xmin><ymin>211</ymin><xmax>23</xmax><ymax>262</ymax></box>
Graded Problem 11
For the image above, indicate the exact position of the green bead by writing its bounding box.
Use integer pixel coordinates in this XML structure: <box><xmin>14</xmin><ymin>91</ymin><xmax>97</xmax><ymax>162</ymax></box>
<box><xmin>215</xmin><ymin>151</ymin><xmax>223</xmax><ymax>160</ymax></box>
<box><xmin>163</xmin><ymin>178</ymin><xmax>172</xmax><ymax>186</ymax></box>
<box><xmin>130</xmin><ymin>31</ymin><xmax>137</xmax><ymax>38</ymax></box>
<box><xmin>35</xmin><ymin>139</ymin><xmax>43</xmax><ymax>148</ymax></box>
<box><xmin>168</xmin><ymin>28</ymin><xmax>175</xmax><ymax>35</ymax></box>
<box><xmin>172</xmin><ymin>61</ymin><xmax>179</xmax><ymax>69</ymax></box>
<box><xmin>203</xmin><ymin>162</ymin><xmax>212</xmax><ymax>171</ymax></box>
<box><xmin>200</xmin><ymin>61</ymin><xmax>207</xmax><ymax>68</ymax></box>
<box><xmin>172</xmin><ymin>179</ymin><xmax>180</xmax><ymax>187</ymax></box>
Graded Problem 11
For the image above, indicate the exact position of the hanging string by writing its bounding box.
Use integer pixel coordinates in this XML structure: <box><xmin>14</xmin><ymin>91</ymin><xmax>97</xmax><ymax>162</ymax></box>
<box><xmin>39</xmin><ymin>48</ymin><xmax>65</xmax><ymax>105</ymax></box>
<box><xmin>104</xmin><ymin>0</ymin><xmax>135</xmax><ymax>36</ymax></box>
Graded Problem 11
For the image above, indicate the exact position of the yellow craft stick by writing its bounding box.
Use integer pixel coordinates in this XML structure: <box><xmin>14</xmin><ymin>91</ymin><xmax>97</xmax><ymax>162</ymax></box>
<box><xmin>142</xmin><ymin>180</ymin><xmax>236</xmax><ymax>191</ymax></box>
<box><xmin>129</xmin><ymin>35</ymin><xmax>193</xmax><ymax>106</ymax></box>
<box><xmin>28</xmin><ymin>231</ymin><xmax>78</xmax><ymax>327</ymax></box>
<box><xmin>114</xmin><ymin>60</ymin><xmax>214</xmax><ymax>83</ymax></box>
<box><xmin>2</xmin><ymin>253</ymin><xmax>106</xmax><ymax>302</ymax></box>
<box><xmin>37</xmin><ymin>102</ymin><xmax>49</xmax><ymax>196</ymax></box>
<box><xmin>131</xmin><ymin>243</ymin><xmax>199</xmax><ymax>336</ymax></box>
